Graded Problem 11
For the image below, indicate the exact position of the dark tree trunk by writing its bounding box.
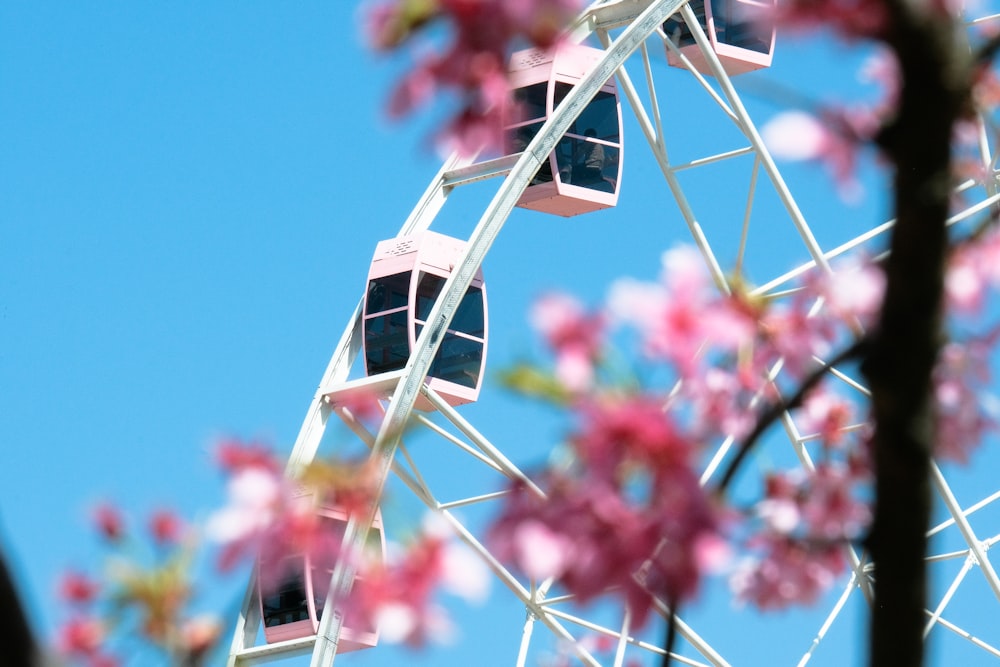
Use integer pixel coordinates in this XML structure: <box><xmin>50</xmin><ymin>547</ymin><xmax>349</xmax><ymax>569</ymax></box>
<box><xmin>863</xmin><ymin>6</ymin><xmax>969</xmax><ymax>666</ymax></box>
<box><xmin>0</xmin><ymin>547</ymin><xmax>41</xmax><ymax>667</ymax></box>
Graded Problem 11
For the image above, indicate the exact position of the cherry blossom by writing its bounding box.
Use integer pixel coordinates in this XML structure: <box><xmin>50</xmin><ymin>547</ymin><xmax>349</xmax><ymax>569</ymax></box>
<box><xmin>797</xmin><ymin>387</ymin><xmax>856</xmax><ymax>448</ymax></box>
<box><xmin>365</xmin><ymin>0</ymin><xmax>583</xmax><ymax>153</ymax></box>
<box><xmin>773</xmin><ymin>0</ymin><xmax>892</xmax><ymax>40</ymax></box>
<box><xmin>571</xmin><ymin>394</ymin><xmax>691</xmax><ymax>474</ymax></box>
<box><xmin>761</xmin><ymin>108</ymin><xmax>873</xmax><ymax>199</ymax></box>
<box><xmin>92</xmin><ymin>503</ymin><xmax>125</xmax><ymax>543</ymax></box>
<box><xmin>946</xmin><ymin>227</ymin><xmax>1000</xmax><ymax>315</ymax></box>
<box><xmin>351</xmin><ymin>514</ymin><xmax>490</xmax><ymax>646</ymax></box>
<box><xmin>215</xmin><ymin>437</ymin><xmax>282</xmax><ymax>474</ymax></box>
<box><xmin>756</xmin><ymin>296</ymin><xmax>837</xmax><ymax>377</ymax></box>
<box><xmin>492</xmin><ymin>466</ymin><xmax>719</xmax><ymax>627</ymax></box>
<box><xmin>530</xmin><ymin>292</ymin><xmax>605</xmax><ymax>391</ymax></box>
<box><xmin>57</xmin><ymin>616</ymin><xmax>107</xmax><ymax>658</ymax></box>
<box><xmin>681</xmin><ymin>367</ymin><xmax>761</xmax><ymax>441</ymax></box>
<box><xmin>810</xmin><ymin>256</ymin><xmax>886</xmax><ymax>328</ymax></box>
<box><xmin>799</xmin><ymin>464</ymin><xmax>872</xmax><ymax>541</ymax></box>
<box><xmin>608</xmin><ymin>245</ymin><xmax>756</xmax><ymax>376</ymax></box>
<box><xmin>149</xmin><ymin>508</ymin><xmax>184</xmax><ymax>546</ymax></box>
<box><xmin>180</xmin><ymin>615</ymin><xmax>223</xmax><ymax>660</ymax></box>
<box><xmin>934</xmin><ymin>339</ymin><xmax>998</xmax><ymax>463</ymax></box>
<box><xmin>59</xmin><ymin>571</ymin><xmax>100</xmax><ymax>606</ymax></box>
<box><xmin>731</xmin><ymin>538</ymin><xmax>845</xmax><ymax>609</ymax></box>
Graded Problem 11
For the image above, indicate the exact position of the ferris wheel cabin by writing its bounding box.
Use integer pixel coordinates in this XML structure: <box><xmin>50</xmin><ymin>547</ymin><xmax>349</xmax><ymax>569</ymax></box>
<box><xmin>663</xmin><ymin>0</ymin><xmax>776</xmax><ymax>76</ymax></box>
<box><xmin>505</xmin><ymin>44</ymin><xmax>623</xmax><ymax>217</ymax></box>
<box><xmin>362</xmin><ymin>231</ymin><xmax>487</xmax><ymax>409</ymax></box>
<box><xmin>258</xmin><ymin>504</ymin><xmax>386</xmax><ymax>650</ymax></box>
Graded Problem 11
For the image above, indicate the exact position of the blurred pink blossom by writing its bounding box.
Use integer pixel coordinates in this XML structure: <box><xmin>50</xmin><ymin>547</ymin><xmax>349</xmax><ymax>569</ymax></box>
<box><xmin>761</xmin><ymin>108</ymin><xmax>875</xmax><ymax>199</ymax></box>
<box><xmin>812</xmin><ymin>257</ymin><xmax>885</xmax><ymax>327</ymax></box>
<box><xmin>530</xmin><ymin>292</ymin><xmax>604</xmax><ymax>391</ymax></box>
<box><xmin>572</xmin><ymin>395</ymin><xmax>690</xmax><ymax>473</ymax></box>
<box><xmin>57</xmin><ymin>615</ymin><xmax>106</xmax><ymax>657</ymax></box>
<box><xmin>934</xmin><ymin>340</ymin><xmax>997</xmax><ymax>463</ymax></box>
<box><xmin>366</xmin><ymin>0</ymin><xmax>583</xmax><ymax>154</ymax></box>
<box><xmin>732</xmin><ymin>538</ymin><xmax>844</xmax><ymax>609</ymax></box>
<box><xmin>58</xmin><ymin>571</ymin><xmax>100</xmax><ymax>605</ymax></box>
<box><xmin>774</xmin><ymin>0</ymin><xmax>890</xmax><ymax>39</ymax></box>
<box><xmin>149</xmin><ymin>509</ymin><xmax>183</xmax><ymax>546</ymax></box>
<box><xmin>215</xmin><ymin>438</ymin><xmax>282</xmax><ymax>474</ymax></box>
<box><xmin>798</xmin><ymin>388</ymin><xmax>856</xmax><ymax>447</ymax></box>
<box><xmin>492</xmin><ymin>466</ymin><xmax>718</xmax><ymax>627</ymax></box>
<box><xmin>92</xmin><ymin>503</ymin><xmax>125</xmax><ymax>543</ymax></box>
<box><xmin>352</xmin><ymin>516</ymin><xmax>489</xmax><ymax>646</ymax></box>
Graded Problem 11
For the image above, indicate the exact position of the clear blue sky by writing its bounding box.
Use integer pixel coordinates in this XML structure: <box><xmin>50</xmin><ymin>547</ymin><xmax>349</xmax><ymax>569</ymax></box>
<box><xmin>3</xmin><ymin>2</ymin><xmax>1000</xmax><ymax>665</ymax></box>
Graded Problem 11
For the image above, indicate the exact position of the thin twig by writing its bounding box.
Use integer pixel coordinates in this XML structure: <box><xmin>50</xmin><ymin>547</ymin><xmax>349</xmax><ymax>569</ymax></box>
<box><xmin>715</xmin><ymin>337</ymin><xmax>871</xmax><ymax>495</ymax></box>
<box><xmin>973</xmin><ymin>30</ymin><xmax>1000</xmax><ymax>68</ymax></box>
<box><xmin>660</xmin><ymin>596</ymin><xmax>679</xmax><ymax>667</ymax></box>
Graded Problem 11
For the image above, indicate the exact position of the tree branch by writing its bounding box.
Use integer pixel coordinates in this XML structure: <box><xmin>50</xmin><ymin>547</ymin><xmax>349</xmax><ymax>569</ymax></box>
<box><xmin>715</xmin><ymin>337</ymin><xmax>870</xmax><ymax>495</ymax></box>
<box><xmin>0</xmin><ymin>546</ymin><xmax>40</xmax><ymax>667</ymax></box>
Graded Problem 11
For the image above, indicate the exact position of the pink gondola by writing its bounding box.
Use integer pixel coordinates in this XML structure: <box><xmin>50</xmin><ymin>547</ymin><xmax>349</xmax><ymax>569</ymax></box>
<box><xmin>664</xmin><ymin>0</ymin><xmax>776</xmax><ymax>76</ymax></box>
<box><xmin>259</xmin><ymin>504</ymin><xmax>386</xmax><ymax>650</ymax></box>
<box><xmin>362</xmin><ymin>231</ymin><xmax>487</xmax><ymax>409</ymax></box>
<box><xmin>505</xmin><ymin>44</ymin><xmax>623</xmax><ymax>217</ymax></box>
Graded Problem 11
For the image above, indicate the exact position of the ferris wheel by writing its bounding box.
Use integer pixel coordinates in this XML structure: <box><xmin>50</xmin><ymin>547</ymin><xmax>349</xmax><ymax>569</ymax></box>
<box><xmin>225</xmin><ymin>0</ymin><xmax>1000</xmax><ymax>665</ymax></box>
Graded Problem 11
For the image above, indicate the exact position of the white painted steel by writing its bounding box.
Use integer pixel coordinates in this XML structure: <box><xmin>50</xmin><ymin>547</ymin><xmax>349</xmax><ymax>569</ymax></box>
<box><xmin>228</xmin><ymin>0</ymin><xmax>1000</xmax><ymax>664</ymax></box>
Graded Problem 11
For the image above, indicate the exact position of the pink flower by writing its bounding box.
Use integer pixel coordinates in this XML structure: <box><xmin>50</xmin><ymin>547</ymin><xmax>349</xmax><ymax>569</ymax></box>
<box><xmin>530</xmin><ymin>292</ymin><xmax>604</xmax><ymax>391</ymax></box>
<box><xmin>365</xmin><ymin>0</ymin><xmax>582</xmax><ymax>154</ymax></box>
<box><xmin>59</xmin><ymin>571</ymin><xmax>100</xmax><ymax>605</ymax></box>
<box><xmin>351</xmin><ymin>517</ymin><xmax>487</xmax><ymax>647</ymax></box>
<box><xmin>773</xmin><ymin>0</ymin><xmax>890</xmax><ymax>40</ymax></box>
<box><xmin>58</xmin><ymin>616</ymin><xmax>105</xmax><ymax>656</ymax></box>
<box><xmin>732</xmin><ymin>538</ymin><xmax>844</xmax><ymax>609</ymax></box>
<box><xmin>215</xmin><ymin>438</ymin><xmax>281</xmax><ymax>474</ymax></box>
<box><xmin>334</xmin><ymin>388</ymin><xmax>386</xmax><ymax>426</ymax></box>
<box><xmin>492</xmin><ymin>467</ymin><xmax>718</xmax><ymax>628</ymax></box>
<box><xmin>934</xmin><ymin>340</ymin><xmax>997</xmax><ymax>463</ymax></box>
<box><xmin>180</xmin><ymin>615</ymin><xmax>222</xmax><ymax>658</ymax></box>
<box><xmin>757</xmin><ymin>300</ymin><xmax>835</xmax><ymax>376</ymax></box>
<box><xmin>797</xmin><ymin>388</ymin><xmax>856</xmax><ymax>448</ymax></box>
<box><xmin>682</xmin><ymin>367</ymin><xmax>759</xmax><ymax>441</ymax></box>
<box><xmin>206</xmin><ymin>465</ymin><xmax>291</xmax><ymax>572</ymax></box>
<box><xmin>148</xmin><ymin>509</ymin><xmax>183</xmax><ymax>546</ymax></box>
<box><xmin>571</xmin><ymin>395</ymin><xmax>690</xmax><ymax>473</ymax></box>
<box><xmin>761</xmin><ymin>108</ymin><xmax>875</xmax><ymax>199</ymax></box>
<box><xmin>946</xmin><ymin>229</ymin><xmax>1000</xmax><ymax>315</ymax></box>
<box><xmin>609</xmin><ymin>246</ymin><xmax>755</xmax><ymax>375</ymax></box>
<box><xmin>759</xmin><ymin>465</ymin><xmax>871</xmax><ymax>543</ymax></box>
<box><xmin>811</xmin><ymin>257</ymin><xmax>885</xmax><ymax>328</ymax></box>
<box><xmin>799</xmin><ymin>464</ymin><xmax>871</xmax><ymax>541</ymax></box>
<box><xmin>92</xmin><ymin>503</ymin><xmax>124</xmax><ymax>542</ymax></box>
<box><xmin>509</xmin><ymin>519</ymin><xmax>572</xmax><ymax>580</ymax></box>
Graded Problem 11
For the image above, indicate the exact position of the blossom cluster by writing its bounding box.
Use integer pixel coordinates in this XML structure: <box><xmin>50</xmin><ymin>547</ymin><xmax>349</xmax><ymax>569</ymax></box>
<box><xmin>365</xmin><ymin>0</ymin><xmax>582</xmax><ymax>154</ymax></box>
<box><xmin>54</xmin><ymin>504</ymin><xmax>220</xmax><ymax>667</ymax></box>
<box><xmin>206</xmin><ymin>439</ymin><xmax>489</xmax><ymax>647</ymax></box>
<box><xmin>55</xmin><ymin>431</ymin><xmax>491</xmax><ymax>661</ymax></box>
<box><xmin>494</xmin><ymin>229</ymin><xmax>1000</xmax><ymax>620</ymax></box>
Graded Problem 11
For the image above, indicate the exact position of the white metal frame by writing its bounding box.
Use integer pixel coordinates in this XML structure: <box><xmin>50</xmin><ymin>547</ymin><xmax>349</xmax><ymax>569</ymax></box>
<box><xmin>227</xmin><ymin>0</ymin><xmax>1000</xmax><ymax>664</ymax></box>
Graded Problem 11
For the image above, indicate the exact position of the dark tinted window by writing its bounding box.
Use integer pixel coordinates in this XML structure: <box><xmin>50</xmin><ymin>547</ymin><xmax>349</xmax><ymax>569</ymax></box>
<box><xmin>574</xmin><ymin>90</ymin><xmax>619</xmax><ymax>144</ymax></box>
<box><xmin>365</xmin><ymin>310</ymin><xmax>409</xmax><ymax>374</ymax></box>
<box><xmin>415</xmin><ymin>273</ymin><xmax>445</xmax><ymax>321</ymax></box>
<box><xmin>555</xmin><ymin>138</ymin><xmax>618</xmax><ymax>193</ymax></box>
<box><xmin>511</xmin><ymin>83</ymin><xmax>548</xmax><ymax>123</ymax></box>
<box><xmin>366</xmin><ymin>273</ymin><xmax>410</xmax><ymax>313</ymax></box>
<box><xmin>663</xmin><ymin>0</ymin><xmax>704</xmax><ymax>47</ymax></box>
<box><xmin>720</xmin><ymin>0</ymin><xmax>773</xmax><ymax>53</ymax></box>
<box><xmin>415</xmin><ymin>273</ymin><xmax>485</xmax><ymax>338</ymax></box>
<box><xmin>453</xmin><ymin>287</ymin><xmax>485</xmax><ymax>336</ymax></box>
<box><xmin>417</xmin><ymin>326</ymin><xmax>484</xmax><ymax>389</ymax></box>
<box><xmin>262</xmin><ymin>560</ymin><xmax>310</xmax><ymax>627</ymax></box>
